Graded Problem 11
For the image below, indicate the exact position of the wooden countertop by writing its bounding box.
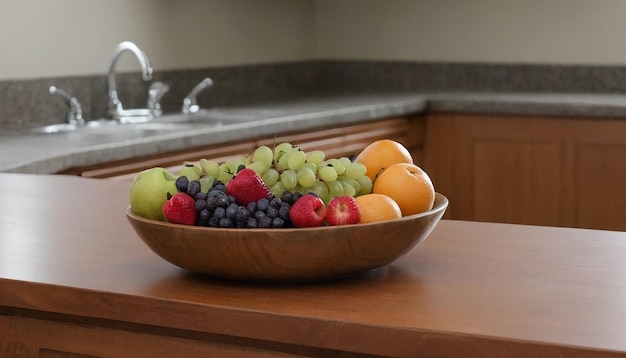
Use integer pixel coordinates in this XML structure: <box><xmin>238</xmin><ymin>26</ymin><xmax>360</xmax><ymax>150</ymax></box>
<box><xmin>1</xmin><ymin>173</ymin><xmax>625</xmax><ymax>357</ymax></box>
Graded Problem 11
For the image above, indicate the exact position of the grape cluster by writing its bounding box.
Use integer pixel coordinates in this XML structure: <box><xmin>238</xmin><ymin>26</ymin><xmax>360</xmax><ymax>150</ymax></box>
<box><xmin>175</xmin><ymin>175</ymin><xmax>303</xmax><ymax>228</ymax></box>
<box><xmin>192</xmin><ymin>143</ymin><xmax>373</xmax><ymax>204</ymax></box>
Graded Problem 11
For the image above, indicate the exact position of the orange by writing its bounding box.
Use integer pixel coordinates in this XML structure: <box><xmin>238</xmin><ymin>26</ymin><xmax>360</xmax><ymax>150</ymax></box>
<box><xmin>355</xmin><ymin>194</ymin><xmax>403</xmax><ymax>223</ymax></box>
<box><xmin>354</xmin><ymin>139</ymin><xmax>413</xmax><ymax>181</ymax></box>
<box><xmin>373</xmin><ymin>163</ymin><xmax>435</xmax><ymax>216</ymax></box>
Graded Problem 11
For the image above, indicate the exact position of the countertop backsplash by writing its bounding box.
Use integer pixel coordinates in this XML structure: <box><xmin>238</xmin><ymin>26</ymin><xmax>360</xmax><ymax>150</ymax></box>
<box><xmin>3</xmin><ymin>60</ymin><xmax>626</xmax><ymax>131</ymax></box>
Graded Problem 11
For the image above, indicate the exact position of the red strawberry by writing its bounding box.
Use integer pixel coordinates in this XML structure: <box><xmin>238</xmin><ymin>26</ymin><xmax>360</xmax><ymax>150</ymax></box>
<box><xmin>289</xmin><ymin>193</ymin><xmax>326</xmax><ymax>227</ymax></box>
<box><xmin>226</xmin><ymin>168</ymin><xmax>271</xmax><ymax>206</ymax></box>
<box><xmin>163</xmin><ymin>192</ymin><xmax>197</xmax><ymax>225</ymax></box>
<box><xmin>326</xmin><ymin>196</ymin><xmax>361</xmax><ymax>226</ymax></box>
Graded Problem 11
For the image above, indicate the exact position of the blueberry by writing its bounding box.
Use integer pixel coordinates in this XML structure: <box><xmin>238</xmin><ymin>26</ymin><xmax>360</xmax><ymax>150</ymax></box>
<box><xmin>281</xmin><ymin>191</ymin><xmax>293</xmax><ymax>204</ymax></box>
<box><xmin>278</xmin><ymin>204</ymin><xmax>291</xmax><ymax>221</ymax></box>
<box><xmin>195</xmin><ymin>199</ymin><xmax>207</xmax><ymax>211</ymax></box>
<box><xmin>258</xmin><ymin>216</ymin><xmax>272</xmax><ymax>228</ymax></box>
<box><xmin>257</xmin><ymin>198</ymin><xmax>269</xmax><ymax>212</ymax></box>
<box><xmin>219</xmin><ymin>217</ymin><xmax>233</xmax><ymax>228</ymax></box>
<box><xmin>226</xmin><ymin>203</ymin><xmax>239</xmax><ymax>219</ymax></box>
<box><xmin>267</xmin><ymin>206</ymin><xmax>279</xmax><ymax>219</ymax></box>
<box><xmin>175</xmin><ymin>176</ymin><xmax>190</xmax><ymax>193</ymax></box>
<box><xmin>246</xmin><ymin>217</ymin><xmax>258</xmax><ymax>228</ymax></box>
<box><xmin>213</xmin><ymin>207</ymin><xmax>226</xmax><ymax>219</ymax></box>
<box><xmin>272</xmin><ymin>217</ymin><xmax>285</xmax><ymax>228</ymax></box>
<box><xmin>186</xmin><ymin>180</ymin><xmax>201</xmax><ymax>197</ymax></box>
<box><xmin>270</xmin><ymin>197</ymin><xmax>282</xmax><ymax>208</ymax></box>
<box><xmin>236</xmin><ymin>206</ymin><xmax>251</xmax><ymax>221</ymax></box>
<box><xmin>254</xmin><ymin>211</ymin><xmax>266</xmax><ymax>221</ymax></box>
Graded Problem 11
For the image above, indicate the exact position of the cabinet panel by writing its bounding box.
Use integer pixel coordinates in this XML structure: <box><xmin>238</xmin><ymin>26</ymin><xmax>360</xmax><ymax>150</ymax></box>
<box><xmin>575</xmin><ymin>143</ymin><xmax>626</xmax><ymax>231</ymax></box>
<box><xmin>472</xmin><ymin>139</ymin><xmax>563</xmax><ymax>226</ymax></box>
<box><xmin>424</xmin><ymin>114</ymin><xmax>626</xmax><ymax>231</ymax></box>
<box><xmin>0</xmin><ymin>315</ymin><xmax>310</xmax><ymax>358</ymax></box>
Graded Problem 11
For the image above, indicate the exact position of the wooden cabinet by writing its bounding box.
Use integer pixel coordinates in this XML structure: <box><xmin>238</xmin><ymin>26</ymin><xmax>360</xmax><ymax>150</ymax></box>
<box><xmin>59</xmin><ymin>117</ymin><xmax>426</xmax><ymax>181</ymax></box>
<box><xmin>424</xmin><ymin>114</ymin><xmax>626</xmax><ymax>231</ymax></box>
<box><xmin>0</xmin><ymin>313</ymin><xmax>318</xmax><ymax>357</ymax></box>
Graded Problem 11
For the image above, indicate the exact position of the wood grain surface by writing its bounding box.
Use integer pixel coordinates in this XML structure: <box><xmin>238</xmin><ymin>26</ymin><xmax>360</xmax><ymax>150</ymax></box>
<box><xmin>1</xmin><ymin>173</ymin><xmax>625</xmax><ymax>357</ymax></box>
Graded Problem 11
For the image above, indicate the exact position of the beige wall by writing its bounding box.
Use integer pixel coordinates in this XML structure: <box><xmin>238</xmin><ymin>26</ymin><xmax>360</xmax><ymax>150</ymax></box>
<box><xmin>2</xmin><ymin>0</ymin><xmax>626</xmax><ymax>81</ymax></box>
<box><xmin>0</xmin><ymin>0</ymin><xmax>315</xmax><ymax>80</ymax></box>
<box><xmin>315</xmin><ymin>0</ymin><xmax>626</xmax><ymax>65</ymax></box>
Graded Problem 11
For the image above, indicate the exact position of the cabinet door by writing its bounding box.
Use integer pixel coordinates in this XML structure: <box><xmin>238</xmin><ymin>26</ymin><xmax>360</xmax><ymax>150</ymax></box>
<box><xmin>425</xmin><ymin>114</ymin><xmax>626</xmax><ymax>231</ymax></box>
<box><xmin>0</xmin><ymin>315</ymin><xmax>310</xmax><ymax>358</ymax></box>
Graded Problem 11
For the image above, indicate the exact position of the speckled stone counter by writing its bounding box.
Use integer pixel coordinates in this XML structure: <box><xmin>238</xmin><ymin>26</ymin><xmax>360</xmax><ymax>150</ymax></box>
<box><xmin>3</xmin><ymin>91</ymin><xmax>626</xmax><ymax>174</ymax></box>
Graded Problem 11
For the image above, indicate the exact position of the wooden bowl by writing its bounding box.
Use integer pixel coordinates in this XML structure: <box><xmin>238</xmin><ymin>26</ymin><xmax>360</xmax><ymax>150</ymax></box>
<box><xmin>126</xmin><ymin>193</ymin><xmax>448</xmax><ymax>282</ymax></box>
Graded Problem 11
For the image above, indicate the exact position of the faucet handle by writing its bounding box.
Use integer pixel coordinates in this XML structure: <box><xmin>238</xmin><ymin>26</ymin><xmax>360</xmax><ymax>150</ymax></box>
<box><xmin>182</xmin><ymin>78</ymin><xmax>213</xmax><ymax>114</ymax></box>
<box><xmin>147</xmin><ymin>81</ymin><xmax>170</xmax><ymax>117</ymax></box>
<box><xmin>49</xmin><ymin>86</ymin><xmax>85</xmax><ymax>126</ymax></box>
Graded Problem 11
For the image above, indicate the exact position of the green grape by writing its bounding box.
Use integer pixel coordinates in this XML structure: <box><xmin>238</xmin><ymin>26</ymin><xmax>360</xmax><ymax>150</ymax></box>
<box><xmin>318</xmin><ymin>165</ymin><xmax>338</xmax><ymax>182</ymax></box>
<box><xmin>200</xmin><ymin>159</ymin><xmax>220</xmax><ymax>177</ymax></box>
<box><xmin>296</xmin><ymin>167</ymin><xmax>316</xmax><ymax>188</ymax></box>
<box><xmin>324</xmin><ymin>158</ymin><xmax>346</xmax><ymax>175</ymax></box>
<box><xmin>247</xmin><ymin>161</ymin><xmax>270</xmax><ymax>176</ymax></box>
<box><xmin>338</xmin><ymin>157</ymin><xmax>353</xmax><ymax>168</ymax></box>
<box><xmin>273</xmin><ymin>142</ymin><xmax>296</xmax><ymax>163</ymax></box>
<box><xmin>199</xmin><ymin>175</ymin><xmax>215</xmax><ymax>192</ymax></box>
<box><xmin>177</xmin><ymin>161</ymin><xmax>201</xmax><ymax>180</ymax></box>
<box><xmin>225</xmin><ymin>156</ymin><xmax>247</xmax><ymax>173</ymax></box>
<box><xmin>326</xmin><ymin>180</ymin><xmax>344</xmax><ymax>198</ymax></box>
<box><xmin>344</xmin><ymin>162</ymin><xmax>367</xmax><ymax>179</ymax></box>
<box><xmin>287</xmin><ymin>150</ymin><xmax>306</xmax><ymax>171</ymax></box>
<box><xmin>280</xmin><ymin>169</ymin><xmax>298</xmax><ymax>190</ymax></box>
<box><xmin>262</xmin><ymin>168</ymin><xmax>280</xmax><ymax>187</ymax></box>
<box><xmin>217</xmin><ymin>164</ymin><xmax>234</xmax><ymax>184</ymax></box>
<box><xmin>338</xmin><ymin>176</ymin><xmax>361</xmax><ymax>194</ymax></box>
<box><xmin>308</xmin><ymin>181</ymin><xmax>330</xmax><ymax>204</ymax></box>
<box><xmin>340</xmin><ymin>181</ymin><xmax>357</xmax><ymax>197</ymax></box>
<box><xmin>276</xmin><ymin>149</ymin><xmax>296</xmax><ymax>171</ymax></box>
<box><xmin>270</xmin><ymin>181</ymin><xmax>287</xmax><ymax>198</ymax></box>
<box><xmin>302</xmin><ymin>162</ymin><xmax>317</xmax><ymax>173</ymax></box>
<box><xmin>305</xmin><ymin>150</ymin><xmax>325</xmax><ymax>164</ymax></box>
<box><xmin>355</xmin><ymin>175</ymin><xmax>373</xmax><ymax>195</ymax></box>
<box><xmin>252</xmin><ymin>145</ymin><xmax>274</xmax><ymax>164</ymax></box>
<box><xmin>292</xmin><ymin>184</ymin><xmax>305</xmax><ymax>194</ymax></box>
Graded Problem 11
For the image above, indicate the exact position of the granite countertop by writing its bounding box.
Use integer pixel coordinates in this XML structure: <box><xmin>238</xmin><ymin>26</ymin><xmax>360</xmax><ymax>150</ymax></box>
<box><xmin>3</xmin><ymin>91</ymin><xmax>626</xmax><ymax>174</ymax></box>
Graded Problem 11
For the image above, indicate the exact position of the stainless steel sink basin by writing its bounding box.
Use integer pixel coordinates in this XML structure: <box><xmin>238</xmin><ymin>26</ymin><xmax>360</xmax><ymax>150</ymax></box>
<box><xmin>151</xmin><ymin>108</ymin><xmax>284</xmax><ymax>124</ymax></box>
<box><xmin>29</xmin><ymin>123</ymin><xmax>79</xmax><ymax>134</ymax></box>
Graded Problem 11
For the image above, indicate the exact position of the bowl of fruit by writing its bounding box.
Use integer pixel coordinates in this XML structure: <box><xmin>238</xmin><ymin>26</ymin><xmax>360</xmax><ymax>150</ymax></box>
<box><xmin>126</xmin><ymin>140</ymin><xmax>448</xmax><ymax>282</ymax></box>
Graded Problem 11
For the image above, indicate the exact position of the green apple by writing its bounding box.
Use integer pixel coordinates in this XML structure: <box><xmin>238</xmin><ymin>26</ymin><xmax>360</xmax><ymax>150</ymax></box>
<box><xmin>130</xmin><ymin>167</ymin><xmax>178</xmax><ymax>220</ymax></box>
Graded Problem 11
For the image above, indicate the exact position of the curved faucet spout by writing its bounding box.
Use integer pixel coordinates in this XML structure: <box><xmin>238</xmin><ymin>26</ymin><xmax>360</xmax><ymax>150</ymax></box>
<box><xmin>107</xmin><ymin>41</ymin><xmax>154</xmax><ymax>119</ymax></box>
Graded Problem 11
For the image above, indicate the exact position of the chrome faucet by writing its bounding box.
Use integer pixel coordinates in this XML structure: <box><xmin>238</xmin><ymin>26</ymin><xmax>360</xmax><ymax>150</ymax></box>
<box><xmin>107</xmin><ymin>41</ymin><xmax>154</xmax><ymax>122</ymax></box>
<box><xmin>49</xmin><ymin>86</ymin><xmax>85</xmax><ymax>127</ymax></box>
<box><xmin>182</xmin><ymin>78</ymin><xmax>213</xmax><ymax>114</ymax></box>
<box><xmin>147</xmin><ymin>81</ymin><xmax>170</xmax><ymax>117</ymax></box>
